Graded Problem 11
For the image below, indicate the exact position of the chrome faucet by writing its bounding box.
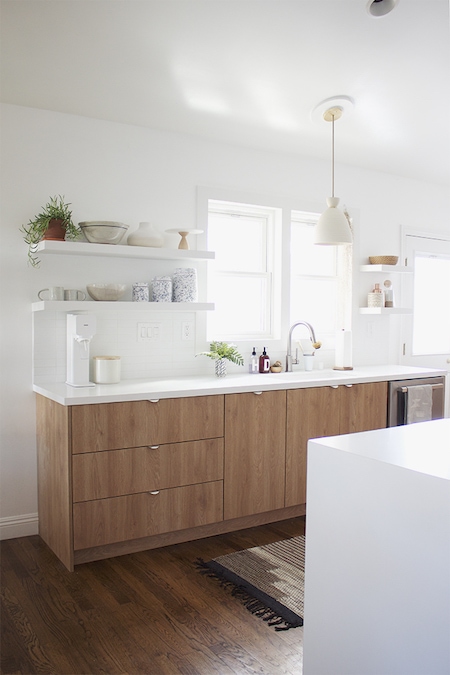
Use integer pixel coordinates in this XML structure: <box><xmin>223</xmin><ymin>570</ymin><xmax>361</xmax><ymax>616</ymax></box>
<box><xmin>286</xmin><ymin>321</ymin><xmax>322</xmax><ymax>372</ymax></box>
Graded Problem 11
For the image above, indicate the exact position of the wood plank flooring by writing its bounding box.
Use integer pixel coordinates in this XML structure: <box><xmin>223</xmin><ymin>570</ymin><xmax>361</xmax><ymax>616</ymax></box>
<box><xmin>1</xmin><ymin>517</ymin><xmax>305</xmax><ymax>675</ymax></box>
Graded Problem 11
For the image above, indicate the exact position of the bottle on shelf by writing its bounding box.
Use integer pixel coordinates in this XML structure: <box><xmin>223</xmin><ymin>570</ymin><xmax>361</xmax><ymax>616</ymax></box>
<box><xmin>259</xmin><ymin>347</ymin><xmax>270</xmax><ymax>374</ymax></box>
<box><xmin>383</xmin><ymin>279</ymin><xmax>394</xmax><ymax>307</ymax></box>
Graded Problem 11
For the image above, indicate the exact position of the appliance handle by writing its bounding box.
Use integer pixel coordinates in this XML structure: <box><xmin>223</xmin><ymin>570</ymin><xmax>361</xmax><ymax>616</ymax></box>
<box><xmin>400</xmin><ymin>383</ymin><xmax>443</xmax><ymax>392</ymax></box>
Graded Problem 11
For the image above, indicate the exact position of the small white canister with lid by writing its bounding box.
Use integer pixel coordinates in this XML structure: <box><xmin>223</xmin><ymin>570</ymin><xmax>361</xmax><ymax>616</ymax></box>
<box><xmin>93</xmin><ymin>356</ymin><xmax>121</xmax><ymax>384</ymax></box>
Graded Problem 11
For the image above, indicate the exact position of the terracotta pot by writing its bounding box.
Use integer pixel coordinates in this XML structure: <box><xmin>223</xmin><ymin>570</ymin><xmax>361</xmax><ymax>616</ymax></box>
<box><xmin>43</xmin><ymin>218</ymin><xmax>66</xmax><ymax>241</ymax></box>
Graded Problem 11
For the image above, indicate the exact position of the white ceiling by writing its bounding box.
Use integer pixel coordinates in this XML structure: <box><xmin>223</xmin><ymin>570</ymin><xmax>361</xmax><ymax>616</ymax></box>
<box><xmin>1</xmin><ymin>0</ymin><xmax>449</xmax><ymax>186</ymax></box>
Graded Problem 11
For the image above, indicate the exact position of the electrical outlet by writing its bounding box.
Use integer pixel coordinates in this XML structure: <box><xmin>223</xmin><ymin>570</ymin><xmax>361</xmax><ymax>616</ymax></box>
<box><xmin>137</xmin><ymin>322</ymin><xmax>162</xmax><ymax>342</ymax></box>
<box><xmin>182</xmin><ymin>321</ymin><xmax>194</xmax><ymax>341</ymax></box>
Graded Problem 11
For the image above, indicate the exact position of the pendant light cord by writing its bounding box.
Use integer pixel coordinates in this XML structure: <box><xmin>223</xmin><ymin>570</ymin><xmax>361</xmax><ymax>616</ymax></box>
<box><xmin>331</xmin><ymin>112</ymin><xmax>335</xmax><ymax>198</ymax></box>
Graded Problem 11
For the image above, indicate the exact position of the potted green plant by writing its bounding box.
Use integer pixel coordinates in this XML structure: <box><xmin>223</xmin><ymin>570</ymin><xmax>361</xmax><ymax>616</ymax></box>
<box><xmin>197</xmin><ymin>341</ymin><xmax>244</xmax><ymax>378</ymax></box>
<box><xmin>21</xmin><ymin>195</ymin><xmax>80</xmax><ymax>266</ymax></box>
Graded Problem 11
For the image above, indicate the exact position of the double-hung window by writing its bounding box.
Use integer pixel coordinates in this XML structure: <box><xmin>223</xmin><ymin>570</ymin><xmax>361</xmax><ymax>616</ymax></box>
<box><xmin>204</xmin><ymin>194</ymin><xmax>351</xmax><ymax>349</ymax></box>
<box><xmin>290</xmin><ymin>211</ymin><xmax>351</xmax><ymax>350</ymax></box>
<box><xmin>207</xmin><ymin>200</ymin><xmax>281</xmax><ymax>340</ymax></box>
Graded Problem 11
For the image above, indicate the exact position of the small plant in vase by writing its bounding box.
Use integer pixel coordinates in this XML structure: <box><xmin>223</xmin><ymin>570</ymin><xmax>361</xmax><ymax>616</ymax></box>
<box><xmin>21</xmin><ymin>195</ymin><xmax>80</xmax><ymax>266</ymax></box>
<box><xmin>197</xmin><ymin>341</ymin><xmax>244</xmax><ymax>378</ymax></box>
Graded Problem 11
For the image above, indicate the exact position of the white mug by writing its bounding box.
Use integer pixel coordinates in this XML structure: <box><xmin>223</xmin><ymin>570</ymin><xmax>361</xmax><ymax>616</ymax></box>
<box><xmin>64</xmin><ymin>289</ymin><xmax>86</xmax><ymax>301</ymax></box>
<box><xmin>38</xmin><ymin>286</ymin><xmax>64</xmax><ymax>301</ymax></box>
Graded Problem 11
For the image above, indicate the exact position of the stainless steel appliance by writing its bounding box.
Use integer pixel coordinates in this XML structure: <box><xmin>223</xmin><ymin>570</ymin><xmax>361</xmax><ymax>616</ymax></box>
<box><xmin>388</xmin><ymin>376</ymin><xmax>445</xmax><ymax>426</ymax></box>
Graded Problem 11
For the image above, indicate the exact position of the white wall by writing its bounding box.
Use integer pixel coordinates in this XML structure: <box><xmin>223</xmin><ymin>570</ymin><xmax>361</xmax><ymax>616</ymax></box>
<box><xmin>0</xmin><ymin>103</ymin><xmax>447</xmax><ymax>538</ymax></box>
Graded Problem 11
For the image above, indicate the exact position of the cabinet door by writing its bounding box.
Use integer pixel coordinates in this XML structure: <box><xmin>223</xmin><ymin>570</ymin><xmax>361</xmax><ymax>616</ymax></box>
<box><xmin>286</xmin><ymin>382</ymin><xmax>388</xmax><ymax>507</ymax></box>
<box><xmin>286</xmin><ymin>387</ymin><xmax>341</xmax><ymax>507</ymax></box>
<box><xmin>71</xmin><ymin>395</ymin><xmax>224</xmax><ymax>453</ymax></box>
<box><xmin>339</xmin><ymin>382</ymin><xmax>388</xmax><ymax>434</ymax></box>
<box><xmin>72</xmin><ymin>438</ymin><xmax>224</xmax><ymax>502</ymax></box>
<box><xmin>224</xmin><ymin>390</ymin><xmax>286</xmax><ymax>520</ymax></box>
<box><xmin>73</xmin><ymin>481</ymin><xmax>224</xmax><ymax>549</ymax></box>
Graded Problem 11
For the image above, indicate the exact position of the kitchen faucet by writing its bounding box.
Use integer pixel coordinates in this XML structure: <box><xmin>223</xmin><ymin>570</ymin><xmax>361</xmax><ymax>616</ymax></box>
<box><xmin>286</xmin><ymin>321</ymin><xmax>322</xmax><ymax>372</ymax></box>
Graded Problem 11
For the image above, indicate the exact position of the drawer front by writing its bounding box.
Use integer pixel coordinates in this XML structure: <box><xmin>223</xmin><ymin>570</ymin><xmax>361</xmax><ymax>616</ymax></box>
<box><xmin>71</xmin><ymin>395</ymin><xmax>224</xmax><ymax>453</ymax></box>
<box><xmin>73</xmin><ymin>481</ymin><xmax>224</xmax><ymax>549</ymax></box>
<box><xmin>72</xmin><ymin>438</ymin><xmax>224</xmax><ymax>502</ymax></box>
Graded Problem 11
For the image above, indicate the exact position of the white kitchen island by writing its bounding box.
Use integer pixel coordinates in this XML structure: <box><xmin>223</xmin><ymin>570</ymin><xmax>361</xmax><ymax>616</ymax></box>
<box><xmin>303</xmin><ymin>418</ymin><xmax>450</xmax><ymax>675</ymax></box>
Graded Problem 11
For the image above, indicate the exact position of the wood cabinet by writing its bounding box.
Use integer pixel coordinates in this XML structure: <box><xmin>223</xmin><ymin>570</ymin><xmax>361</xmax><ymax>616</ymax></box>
<box><xmin>72</xmin><ymin>439</ymin><xmax>223</xmax><ymax>501</ymax></box>
<box><xmin>37</xmin><ymin>380</ymin><xmax>389</xmax><ymax>570</ymax></box>
<box><xmin>285</xmin><ymin>382</ymin><xmax>388</xmax><ymax>506</ymax></box>
<box><xmin>224</xmin><ymin>390</ymin><xmax>286</xmax><ymax>519</ymax></box>
<box><xmin>73</xmin><ymin>481</ymin><xmax>223</xmax><ymax>549</ymax></box>
<box><xmin>37</xmin><ymin>394</ymin><xmax>224</xmax><ymax>570</ymax></box>
<box><xmin>71</xmin><ymin>396</ymin><xmax>224</xmax><ymax>453</ymax></box>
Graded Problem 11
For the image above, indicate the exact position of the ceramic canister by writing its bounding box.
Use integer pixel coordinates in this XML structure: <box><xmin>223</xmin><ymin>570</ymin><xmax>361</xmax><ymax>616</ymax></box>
<box><xmin>132</xmin><ymin>282</ymin><xmax>149</xmax><ymax>302</ymax></box>
<box><xmin>152</xmin><ymin>276</ymin><xmax>172</xmax><ymax>302</ymax></box>
<box><xmin>172</xmin><ymin>268</ymin><xmax>198</xmax><ymax>302</ymax></box>
<box><xmin>93</xmin><ymin>356</ymin><xmax>121</xmax><ymax>384</ymax></box>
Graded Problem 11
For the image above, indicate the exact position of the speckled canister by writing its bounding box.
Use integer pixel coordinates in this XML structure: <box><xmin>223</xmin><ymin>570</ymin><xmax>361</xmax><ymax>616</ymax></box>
<box><xmin>172</xmin><ymin>268</ymin><xmax>197</xmax><ymax>302</ymax></box>
<box><xmin>151</xmin><ymin>276</ymin><xmax>172</xmax><ymax>302</ymax></box>
<box><xmin>132</xmin><ymin>282</ymin><xmax>149</xmax><ymax>302</ymax></box>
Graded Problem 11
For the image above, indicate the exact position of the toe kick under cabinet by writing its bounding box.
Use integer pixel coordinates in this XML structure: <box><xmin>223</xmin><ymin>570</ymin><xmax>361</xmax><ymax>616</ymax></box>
<box><xmin>36</xmin><ymin>394</ymin><xmax>225</xmax><ymax>571</ymax></box>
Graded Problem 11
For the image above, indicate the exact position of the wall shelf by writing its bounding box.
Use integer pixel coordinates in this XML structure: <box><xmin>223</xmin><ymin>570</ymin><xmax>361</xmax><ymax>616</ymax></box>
<box><xmin>32</xmin><ymin>301</ymin><xmax>215</xmax><ymax>313</ymax></box>
<box><xmin>359</xmin><ymin>307</ymin><xmax>411</xmax><ymax>315</ymax></box>
<box><xmin>36</xmin><ymin>240</ymin><xmax>215</xmax><ymax>261</ymax></box>
<box><xmin>360</xmin><ymin>265</ymin><xmax>412</xmax><ymax>274</ymax></box>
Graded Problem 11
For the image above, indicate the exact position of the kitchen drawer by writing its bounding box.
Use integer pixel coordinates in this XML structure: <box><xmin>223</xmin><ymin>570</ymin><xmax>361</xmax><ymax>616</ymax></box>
<box><xmin>71</xmin><ymin>395</ymin><xmax>224</xmax><ymax>453</ymax></box>
<box><xmin>72</xmin><ymin>438</ymin><xmax>224</xmax><ymax>502</ymax></box>
<box><xmin>73</xmin><ymin>480</ymin><xmax>224</xmax><ymax>549</ymax></box>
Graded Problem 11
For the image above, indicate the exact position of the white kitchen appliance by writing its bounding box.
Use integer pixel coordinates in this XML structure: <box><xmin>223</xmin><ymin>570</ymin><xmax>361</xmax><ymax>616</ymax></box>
<box><xmin>66</xmin><ymin>313</ymin><xmax>96</xmax><ymax>387</ymax></box>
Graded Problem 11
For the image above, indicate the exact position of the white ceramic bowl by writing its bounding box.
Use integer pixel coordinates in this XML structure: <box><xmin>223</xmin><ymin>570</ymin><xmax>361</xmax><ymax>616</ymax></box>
<box><xmin>79</xmin><ymin>221</ymin><xmax>129</xmax><ymax>245</ymax></box>
<box><xmin>86</xmin><ymin>283</ymin><xmax>126</xmax><ymax>301</ymax></box>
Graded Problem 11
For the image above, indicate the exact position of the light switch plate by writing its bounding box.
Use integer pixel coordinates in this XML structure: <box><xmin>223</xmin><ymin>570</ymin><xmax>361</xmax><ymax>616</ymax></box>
<box><xmin>137</xmin><ymin>322</ymin><xmax>162</xmax><ymax>341</ymax></box>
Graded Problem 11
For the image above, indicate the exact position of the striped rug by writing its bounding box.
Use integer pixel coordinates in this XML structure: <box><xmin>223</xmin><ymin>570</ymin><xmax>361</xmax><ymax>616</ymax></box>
<box><xmin>197</xmin><ymin>535</ymin><xmax>305</xmax><ymax>630</ymax></box>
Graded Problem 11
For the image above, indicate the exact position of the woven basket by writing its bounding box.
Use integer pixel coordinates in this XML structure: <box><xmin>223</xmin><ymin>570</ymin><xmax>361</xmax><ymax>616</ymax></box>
<box><xmin>369</xmin><ymin>256</ymin><xmax>398</xmax><ymax>265</ymax></box>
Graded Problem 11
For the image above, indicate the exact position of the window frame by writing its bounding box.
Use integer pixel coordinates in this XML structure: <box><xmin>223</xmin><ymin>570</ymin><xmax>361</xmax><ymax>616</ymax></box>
<box><xmin>196</xmin><ymin>186</ymin><xmax>353</xmax><ymax>359</ymax></box>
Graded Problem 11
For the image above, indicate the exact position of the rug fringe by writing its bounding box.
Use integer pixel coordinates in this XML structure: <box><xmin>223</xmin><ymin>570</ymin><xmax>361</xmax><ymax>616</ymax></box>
<box><xmin>195</xmin><ymin>558</ymin><xmax>302</xmax><ymax>631</ymax></box>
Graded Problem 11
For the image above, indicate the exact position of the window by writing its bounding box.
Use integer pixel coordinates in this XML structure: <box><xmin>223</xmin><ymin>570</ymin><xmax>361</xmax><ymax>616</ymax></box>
<box><xmin>207</xmin><ymin>200</ymin><xmax>281</xmax><ymax>340</ymax></box>
<box><xmin>204</xmin><ymin>194</ymin><xmax>352</xmax><ymax>347</ymax></box>
<box><xmin>290</xmin><ymin>212</ymin><xmax>351</xmax><ymax>350</ymax></box>
<box><xmin>412</xmin><ymin>253</ymin><xmax>450</xmax><ymax>355</ymax></box>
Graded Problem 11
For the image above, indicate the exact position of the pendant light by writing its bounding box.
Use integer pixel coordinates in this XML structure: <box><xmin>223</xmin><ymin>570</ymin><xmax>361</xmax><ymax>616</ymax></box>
<box><xmin>314</xmin><ymin>106</ymin><xmax>352</xmax><ymax>246</ymax></box>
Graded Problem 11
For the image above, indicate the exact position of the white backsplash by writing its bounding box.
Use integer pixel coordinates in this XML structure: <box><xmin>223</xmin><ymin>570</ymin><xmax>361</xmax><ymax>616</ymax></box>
<box><xmin>33</xmin><ymin>309</ymin><xmax>208</xmax><ymax>383</ymax></box>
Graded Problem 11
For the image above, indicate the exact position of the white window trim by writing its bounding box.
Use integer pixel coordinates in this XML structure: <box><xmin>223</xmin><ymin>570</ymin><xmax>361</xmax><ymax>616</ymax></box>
<box><xmin>196</xmin><ymin>186</ymin><xmax>354</xmax><ymax>359</ymax></box>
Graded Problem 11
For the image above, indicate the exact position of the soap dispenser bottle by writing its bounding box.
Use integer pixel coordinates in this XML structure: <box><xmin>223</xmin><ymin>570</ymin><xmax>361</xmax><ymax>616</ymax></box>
<box><xmin>259</xmin><ymin>347</ymin><xmax>270</xmax><ymax>373</ymax></box>
<box><xmin>249</xmin><ymin>347</ymin><xmax>258</xmax><ymax>374</ymax></box>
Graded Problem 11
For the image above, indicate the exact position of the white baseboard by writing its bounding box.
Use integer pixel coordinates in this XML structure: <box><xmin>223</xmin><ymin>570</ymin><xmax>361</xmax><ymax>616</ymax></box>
<box><xmin>0</xmin><ymin>512</ymin><xmax>39</xmax><ymax>540</ymax></box>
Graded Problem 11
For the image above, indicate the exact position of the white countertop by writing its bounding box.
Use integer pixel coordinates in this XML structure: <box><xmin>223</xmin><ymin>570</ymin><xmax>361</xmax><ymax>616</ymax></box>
<box><xmin>33</xmin><ymin>364</ymin><xmax>446</xmax><ymax>406</ymax></box>
<box><xmin>309</xmin><ymin>417</ymin><xmax>450</xmax><ymax>481</ymax></box>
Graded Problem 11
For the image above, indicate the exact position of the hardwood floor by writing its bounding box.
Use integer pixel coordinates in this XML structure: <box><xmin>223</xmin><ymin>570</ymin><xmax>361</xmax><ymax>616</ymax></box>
<box><xmin>1</xmin><ymin>517</ymin><xmax>305</xmax><ymax>675</ymax></box>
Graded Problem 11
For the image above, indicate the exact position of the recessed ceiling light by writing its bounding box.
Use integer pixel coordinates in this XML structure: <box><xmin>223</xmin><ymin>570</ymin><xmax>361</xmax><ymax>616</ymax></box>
<box><xmin>367</xmin><ymin>0</ymin><xmax>400</xmax><ymax>17</ymax></box>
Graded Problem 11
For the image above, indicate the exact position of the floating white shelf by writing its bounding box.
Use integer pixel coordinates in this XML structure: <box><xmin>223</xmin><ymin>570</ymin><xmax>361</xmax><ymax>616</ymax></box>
<box><xmin>360</xmin><ymin>265</ymin><xmax>412</xmax><ymax>274</ymax></box>
<box><xmin>36</xmin><ymin>240</ymin><xmax>214</xmax><ymax>261</ymax></box>
<box><xmin>359</xmin><ymin>307</ymin><xmax>412</xmax><ymax>315</ymax></box>
<box><xmin>32</xmin><ymin>301</ymin><xmax>215</xmax><ymax>313</ymax></box>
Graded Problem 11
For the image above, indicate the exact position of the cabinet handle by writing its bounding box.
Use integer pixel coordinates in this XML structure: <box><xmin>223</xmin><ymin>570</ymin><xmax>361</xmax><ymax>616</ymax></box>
<box><xmin>148</xmin><ymin>445</ymin><xmax>160</xmax><ymax>450</ymax></box>
<box><xmin>253</xmin><ymin>391</ymin><xmax>263</xmax><ymax>395</ymax></box>
<box><xmin>330</xmin><ymin>385</ymin><xmax>339</xmax><ymax>389</ymax></box>
<box><xmin>149</xmin><ymin>399</ymin><xmax>160</xmax><ymax>403</ymax></box>
<box><xmin>149</xmin><ymin>490</ymin><xmax>160</xmax><ymax>495</ymax></box>
<box><xmin>345</xmin><ymin>384</ymin><xmax>353</xmax><ymax>388</ymax></box>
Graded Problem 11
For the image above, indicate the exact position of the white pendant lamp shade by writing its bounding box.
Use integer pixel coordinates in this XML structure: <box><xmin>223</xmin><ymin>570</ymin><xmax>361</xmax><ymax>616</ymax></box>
<box><xmin>315</xmin><ymin>197</ymin><xmax>352</xmax><ymax>245</ymax></box>
<box><xmin>314</xmin><ymin>104</ymin><xmax>353</xmax><ymax>246</ymax></box>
